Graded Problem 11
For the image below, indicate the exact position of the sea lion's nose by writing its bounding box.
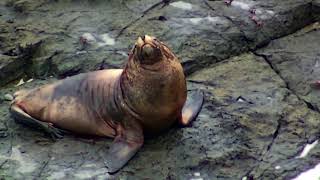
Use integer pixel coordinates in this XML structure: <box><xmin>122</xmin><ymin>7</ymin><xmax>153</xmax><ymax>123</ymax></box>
<box><xmin>134</xmin><ymin>35</ymin><xmax>162</xmax><ymax>65</ymax></box>
<box><xmin>142</xmin><ymin>44</ymin><xmax>154</xmax><ymax>57</ymax></box>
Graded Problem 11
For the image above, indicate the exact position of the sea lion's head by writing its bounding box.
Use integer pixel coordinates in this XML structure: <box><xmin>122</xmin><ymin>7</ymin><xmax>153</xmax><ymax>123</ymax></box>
<box><xmin>132</xmin><ymin>35</ymin><xmax>175</xmax><ymax>65</ymax></box>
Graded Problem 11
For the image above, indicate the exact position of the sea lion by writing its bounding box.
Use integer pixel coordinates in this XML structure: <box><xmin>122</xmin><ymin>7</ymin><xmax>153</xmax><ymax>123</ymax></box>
<box><xmin>10</xmin><ymin>35</ymin><xmax>204</xmax><ymax>173</ymax></box>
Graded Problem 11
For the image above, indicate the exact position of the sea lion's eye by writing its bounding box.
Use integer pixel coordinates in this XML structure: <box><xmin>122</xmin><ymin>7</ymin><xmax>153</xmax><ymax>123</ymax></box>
<box><xmin>153</xmin><ymin>39</ymin><xmax>162</xmax><ymax>49</ymax></box>
<box><xmin>132</xmin><ymin>44</ymin><xmax>138</xmax><ymax>52</ymax></box>
<box><xmin>154</xmin><ymin>38</ymin><xmax>161</xmax><ymax>43</ymax></box>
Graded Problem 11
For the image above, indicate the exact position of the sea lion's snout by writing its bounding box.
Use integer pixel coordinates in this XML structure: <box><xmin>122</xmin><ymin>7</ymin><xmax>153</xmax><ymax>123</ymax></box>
<box><xmin>134</xmin><ymin>35</ymin><xmax>162</xmax><ymax>65</ymax></box>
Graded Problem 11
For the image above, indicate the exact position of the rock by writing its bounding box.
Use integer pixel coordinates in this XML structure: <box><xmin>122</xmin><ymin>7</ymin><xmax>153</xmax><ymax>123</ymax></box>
<box><xmin>187</xmin><ymin>53</ymin><xmax>320</xmax><ymax>179</ymax></box>
<box><xmin>3</xmin><ymin>94</ymin><xmax>13</xmax><ymax>101</ymax></box>
<box><xmin>0</xmin><ymin>131</ymin><xmax>8</xmax><ymax>138</ymax></box>
<box><xmin>0</xmin><ymin>21</ymin><xmax>42</xmax><ymax>85</ymax></box>
<box><xmin>0</xmin><ymin>116</ymin><xmax>8</xmax><ymax>138</ymax></box>
<box><xmin>206</xmin><ymin>0</ymin><xmax>316</xmax><ymax>49</ymax></box>
<box><xmin>0</xmin><ymin>0</ymin><xmax>320</xmax><ymax>179</ymax></box>
<box><xmin>1</xmin><ymin>53</ymin><xmax>319</xmax><ymax>179</ymax></box>
<box><xmin>118</xmin><ymin>0</ymin><xmax>248</xmax><ymax>75</ymax></box>
<box><xmin>0</xmin><ymin>55</ymin><xmax>25</xmax><ymax>87</ymax></box>
<box><xmin>6</xmin><ymin>0</ymin><xmax>47</xmax><ymax>13</ymax></box>
<box><xmin>117</xmin><ymin>0</ymin><xmax>316</xmax><ymax>75</ymax></box>
<box><xmin>256</xmin><ymin>23</ymin><xmax>320</xmax><ymax>111</ymax></box>
<box><xmin>313</xmin><ymin>0</ymin><xmax>320</xmax><ymax>21</ymax></box>
<box><xmin>1</xmin><ymin>0</ymin><xmax>316</xmax><ymax>83</ymax></box>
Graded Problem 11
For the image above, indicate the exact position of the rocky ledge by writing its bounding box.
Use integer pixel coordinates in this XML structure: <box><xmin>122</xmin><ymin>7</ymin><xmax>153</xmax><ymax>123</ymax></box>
<box><xmin>0</xmin><ymin>0</ymin><xmax>320</xmax><ymax>179</ymax></box>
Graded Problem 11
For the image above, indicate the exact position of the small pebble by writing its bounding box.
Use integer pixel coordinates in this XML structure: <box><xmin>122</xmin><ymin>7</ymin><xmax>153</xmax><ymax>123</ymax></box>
<box><xmin>275</xmin><ymin>165</ymin><xmax>281</xmax><ymax>170</ymax></box>
<box><xmin>0</xmin><ymin>131</ymin><xmax>8</xmax><ymax>138</ymax></box>
<box><xmin>6</xmin><ymin>19</ymin><xmax>14</xmax><ymax>23</ymax></box>
<box><xmin>4</xmin><ymin>94</ymin><xmax>14</xmax><ymax>101</ymax></box>
<box><xmin>310</xmin><ymin>80</ymin><xmax>320</xmax><ymax>89</ymax></box>
<box><xmin>194</xmin><ymin>172</ymin><xmax>200</xmax><ymax>176</ymax></box>
<box><xmin>26</xmin><ymin>78</ymin><xmax>33</xmax><ymax>83</ymax></box>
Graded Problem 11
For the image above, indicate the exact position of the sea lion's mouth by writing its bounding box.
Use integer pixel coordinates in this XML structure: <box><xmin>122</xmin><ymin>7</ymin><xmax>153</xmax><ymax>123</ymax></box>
<box><xmin>134</xmin><ymin>35</ymin><xmax>163</xmax><ymax>65</ymax></box>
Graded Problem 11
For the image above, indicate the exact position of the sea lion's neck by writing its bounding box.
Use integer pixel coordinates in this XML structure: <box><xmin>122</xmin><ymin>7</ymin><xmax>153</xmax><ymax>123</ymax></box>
<box><xmin>118</xmin><ymin>57</ymin><xmax>186</xmax><ymax>124</ymax></box>
<box><xmin>119</xmin><ymin>58</ymin><xmax>186</xmax><ymax>135</ymax></box>
<box><xmin>116</xmin><ymin>59</ymin><xmax>150</xmax><ymax>121</ymax></box>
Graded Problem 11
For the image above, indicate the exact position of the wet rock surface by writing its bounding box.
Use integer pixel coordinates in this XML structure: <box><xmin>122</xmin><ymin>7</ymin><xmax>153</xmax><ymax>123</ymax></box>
<box><xmin>314</xmin><ymin>0</ymin><xmax>320</xmax><ymax>21</ymax></box>
<box><xmin>0</xmin><ymin>0</ymin><xmax>320</xmax><ymax>179</ymax></box>
<box><xmin>188</xmin><ymin>54</ymin><xmax>320</xmax><ymax>180</ymax></box>
<box><xmin>256</xmin><ymin>24</ymin><xmax>320</xmax><ymax>111</ymax></box>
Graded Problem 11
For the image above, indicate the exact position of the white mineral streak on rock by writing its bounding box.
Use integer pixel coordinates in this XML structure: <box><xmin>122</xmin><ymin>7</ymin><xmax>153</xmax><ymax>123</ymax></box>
<box><xmin>188</xmin><ymin>16</ymin><xmax>227</xmax><ymax>25</ymax></box>
<box><xmin>170</xmin><ymin>1</ymin><xmax>192</xmax><ymax>10</ymax></box>
<box><xmin>231</xmin><ymin>1</ymin><xmax>253</xmax><ymax>11</ymax></box>
<box><xmin>266</xmin><ymin>10</ymin><xmax>275</xmax><ymax>15</ymax></box>
<box><xmin>194</xmin><ymin>172</ymin><xmax>200</xmax><ymax>176</ymax></box>
<box><xmin>98</xmin><ymin>33</ymin><xmax>115</xmax><ymax>46</ymax></box>
<box><xmin>81</xmin><ymin>32</ymin><xmax>115</xmax><ymax>47</ymax></box>
<box><xmin>117</xmin><ymin>51</ymin><xmax>128</xmax><ymax>57</ymax></box>
<box><xmin>297</xmin><ymin>140</ymin><xmax>318</xmax><ymax>158</ymax></box>
<box><xmin>189</xmin><ymin>17</ymin><xmax>202</xmax><ymax>24</ymax></box>
<box><xmin>74</xmin><ymin>168</ymin><xmax>108</xmax><ymax>179</ymax></box>
<box><xmin>292</xmin><ymin>163</ymin><xmax>320</xmax><ymax>180</ymax></box>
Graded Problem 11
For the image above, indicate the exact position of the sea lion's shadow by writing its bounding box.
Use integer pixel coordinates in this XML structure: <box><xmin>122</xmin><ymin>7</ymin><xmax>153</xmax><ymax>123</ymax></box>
<box><xmin>143</xmin><ymin>124</ymin><xmax>185</xmax><ymax>152</ymax></box>
<box><xmin>67</xmin><ymin>122</ymin><xmax>184</xmax><ymax>148</ymax></box>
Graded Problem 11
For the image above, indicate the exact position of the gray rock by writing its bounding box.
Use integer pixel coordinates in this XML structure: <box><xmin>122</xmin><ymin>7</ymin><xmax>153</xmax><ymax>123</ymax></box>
<box><xmin>188</xmin><ymin>53</ymin><xmax>320</xmax><ymax>179</ymax></box>
<box><xmin>0</xmin><ymin>0</ymin><xmax>317</xmax><ymax>83</ymax></box>
<box><xmin>313</xmin><ymin>0</ymin><xmax>320</xmax><ymax>21</ymax></box>
<box><xmin>0</xmin><ymin>54</ymin><xmax>319</xmax><ymax>179</ymax></box>
<box><xmin>3</xmin><ymin>94</ymin><xmax>13</xmax><ymax>101</ymax></box>
<box><xmin>0</xmin><ymin>55</ymin><xmax>24</xmax><ymax>87</ymax></box>
<box><xmin>256</xmin><ymin>24</ymin><xmax>320</xmax><ymax>111</ymax></box>
<box><xmin>1</xmin><ymin>0</ymin><xmax>320</xmax><ymax>179</ymax></box>
<box><xmin>206</xmin><ymin>0</ymin><xmax>316</xmax><ymax>49</ymax></box>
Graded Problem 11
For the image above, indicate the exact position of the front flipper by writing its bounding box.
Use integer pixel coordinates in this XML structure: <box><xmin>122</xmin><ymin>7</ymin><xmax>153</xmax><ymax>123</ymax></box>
<box><xmin>104</xmin><ymin>121</ymin><xmax>144</xmax><ymax>173</ymax></box>
<box><xmin>10</xmin><ymin>105</ymin><xmax>66</xmax><ymax>139</ymax></box>
<box><xmin>179</xmin><ymin>90</ymin><xmax>204</xmax><ymax>126</ymax></box>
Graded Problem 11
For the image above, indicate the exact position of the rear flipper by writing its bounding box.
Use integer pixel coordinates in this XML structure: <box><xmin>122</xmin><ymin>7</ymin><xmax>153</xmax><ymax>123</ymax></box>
<box><xmin>104</xmin><ymin>121</ymin><xmax>144</xmax><ymax>174</ymax></box>
<box><xmin>179</xmin><ymin>90</ymin><xmax>204</xmax><ymax>126</ymax></box>
<box><xmin>10</xmin><ymin>105</ymin><xmax>66</xmax><ymax>139</ymax></box>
